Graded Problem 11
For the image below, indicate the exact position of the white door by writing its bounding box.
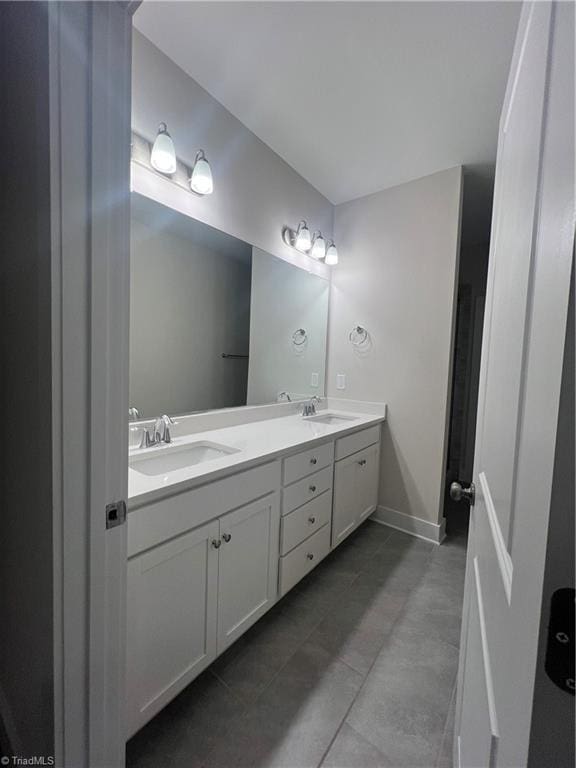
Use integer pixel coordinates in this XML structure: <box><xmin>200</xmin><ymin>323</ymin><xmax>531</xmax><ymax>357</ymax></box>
<box><xmin>126</xmin><ymin>520</ymin><xmax>219</xmax><ymax>736</ymax></box>
<box><xmin>454</xmin><ymin>3</ymin><xmax>574</xmax><ymax>767</ymax></box>
<box><xmin>217</xmin><ymin>494</ymin><xmax>280</xmax><ymax>653</ymax></box>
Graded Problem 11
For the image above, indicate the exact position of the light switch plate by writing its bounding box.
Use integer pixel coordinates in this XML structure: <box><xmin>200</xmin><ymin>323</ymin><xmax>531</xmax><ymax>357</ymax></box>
<box><xmin>336</xmin><ymin>374</ymin><xmax>346</xmax><ymax>390</ymax></box>
<box><xmin>310</xmin><ymin>372</ymin><xmax>319</xmax><ymax>387</ymax></box>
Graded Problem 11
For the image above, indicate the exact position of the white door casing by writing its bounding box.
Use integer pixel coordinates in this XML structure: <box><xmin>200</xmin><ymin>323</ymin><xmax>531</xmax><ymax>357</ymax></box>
<box><xmin>455</xmin><ymin>3</ymin><xmax>574</xmax><ymax>767</ymax></box>
<box><xmin>50</xmin><ymin>3</ymin><xmax>135</xmax><ymax>765</ymax></box>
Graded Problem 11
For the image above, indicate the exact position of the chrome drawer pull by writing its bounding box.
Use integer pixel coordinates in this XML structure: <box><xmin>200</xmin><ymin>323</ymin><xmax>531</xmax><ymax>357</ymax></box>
<box><xmin>310</xmin><ymin>457</ymin><xmax>317</xmax><ymax>465</ymax></box>
<box><xmin>309</xmin><ymin>485</ymin><xmax>317</xmax><ymax>492</ymax></box>
<box><xmin>222</xmin><ymin>533</ymin><xmax>231</xmax><ymax>543</ymax></box>
<box><xmin>308</xmin><ymin>516</ymin><xmax>316</xmax><ymax>524</ymax></box>
<box><xmin>358</xmin><ymin>459</ymin><xmax>367</xmax><ymax>466</ymax></box>
<box><xmin>306</xmin><ymin>553</ymin><xmax>314</xmax><ymax>561</ymax></box>
<box><xmin>211</xmin><ymin>539</ymin><xmax>222</xmax><ymax>549</ymax></box>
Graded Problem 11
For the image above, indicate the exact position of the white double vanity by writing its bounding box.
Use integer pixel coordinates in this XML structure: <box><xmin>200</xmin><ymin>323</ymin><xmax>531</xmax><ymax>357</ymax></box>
<box><xmin>126</xmin><ymin>403</ymin><xmax>385</xmax><ymax>736</ymax></box>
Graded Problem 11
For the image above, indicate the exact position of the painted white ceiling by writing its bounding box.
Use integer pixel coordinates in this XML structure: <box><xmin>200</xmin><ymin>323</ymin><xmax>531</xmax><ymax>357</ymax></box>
<box><xmin>134</xmin><ymin>1</ymin><xmax>520</xmax><ymax>211</ymax></box>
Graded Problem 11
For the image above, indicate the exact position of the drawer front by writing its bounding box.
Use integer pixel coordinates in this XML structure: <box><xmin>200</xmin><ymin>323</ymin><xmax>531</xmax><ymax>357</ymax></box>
<box><xmin>335</xmin><ymin>425</ymin><xmax>381</xmax><ymax>461</ymax></box>
<box><xmin>280</xmin><ymin>490</ymin><xmax>332</xmax><ymax>555</ymax></box>
<box><xmin>282</xmin><ymin>465</ymin><xmax>333</xmax><ymax>515</ymax></box>
<box><xmin>283</xmin><ymin>441</ymin><xmax>334</xmax><ymax>486</ymax></box>
<box><xmin>279</xmin><ymin>523</ymin><xmax>331</xmax><ymax>596</ymax></box>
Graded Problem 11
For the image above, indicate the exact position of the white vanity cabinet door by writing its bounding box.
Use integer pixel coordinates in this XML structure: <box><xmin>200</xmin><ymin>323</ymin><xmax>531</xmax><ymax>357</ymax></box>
<box><xmin>332</xmin><ymin>443</ymin><xmax>381</xmax><ymax>548</ymax></box>
<box><xmin>216</xmin><ymin>493</ymin><xmax>280</xmax><ymax>654</ymax></box>
<box><xmin>332</xmin><ymin>452</ymin><xmax>360</xmax><ymax>547</ymax></box>
<box><xmin>357</xmin><ymin>442</ymin><xmax>380</xmax><ymax>523</ymax></box>
<box><xmin>126</xmin><ymin>519</ymin><xmax>219</xmax><ymax>737</ymax></box>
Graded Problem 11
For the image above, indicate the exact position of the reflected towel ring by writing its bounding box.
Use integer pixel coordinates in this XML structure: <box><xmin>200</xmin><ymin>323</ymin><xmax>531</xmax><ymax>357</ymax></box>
<box><xmin>292</xmin><ymin>328</ymin><xmax>308</xmax><ymax>346</ymax></box>
<box><xmin>349</xmin><ymin>325</ymin><xmax>369</xmax><ymax>346</ymax></box>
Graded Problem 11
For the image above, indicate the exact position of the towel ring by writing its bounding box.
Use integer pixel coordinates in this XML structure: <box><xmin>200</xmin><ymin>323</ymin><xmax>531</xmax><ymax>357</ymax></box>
<box><xmin>349</xmin><ymin>325</ymin><xmax>369</xmax><ymax>346</ymax></box>
<box><xmin>292</xmin><ymin>328</ymin><xmax>308</xmax><ymax>346</ymax></box>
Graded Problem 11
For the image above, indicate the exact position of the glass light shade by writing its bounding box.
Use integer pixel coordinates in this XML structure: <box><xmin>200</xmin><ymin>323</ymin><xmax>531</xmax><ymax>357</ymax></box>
<box><xmin>295</xmin><ymin>221</ymin><xmax>311</xmax><ymax>252</ymax></box>
<box><xmin>150</xmin><ymin>123</ymin><xmax>177</xmax><ymax>174</ymax></box>
<box><xmin>190</xmin><ymin>151</ymin><xmax>214</xmax><ymax>195</ymax></box>
<box><xmin>325</xmin><ymin>242</ymin><xmax>338</xmax><ymax>266</ymax></box>
<box><xmin>310</xmin><ymin>232</ymin><xmax>326</xmax><ymax>260</ymax></box>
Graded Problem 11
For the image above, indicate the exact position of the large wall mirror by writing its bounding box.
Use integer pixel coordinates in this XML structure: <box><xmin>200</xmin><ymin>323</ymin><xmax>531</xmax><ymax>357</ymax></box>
<box><xmin>130</xmin><ymin>193</ymin><xmax>329</xmax><ymax>418</ymax></box>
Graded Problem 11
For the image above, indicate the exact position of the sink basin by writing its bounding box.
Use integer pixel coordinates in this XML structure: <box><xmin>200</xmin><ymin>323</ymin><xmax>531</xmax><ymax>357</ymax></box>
<box><xmin>304</xmin><ymin>413</ymin><xmax>358</xmax><ymax>426</ymax></box>
<box><xmin>130</xmin><ymin>441</ymin><xmax>239</xmax><ymax>476</ymax></box>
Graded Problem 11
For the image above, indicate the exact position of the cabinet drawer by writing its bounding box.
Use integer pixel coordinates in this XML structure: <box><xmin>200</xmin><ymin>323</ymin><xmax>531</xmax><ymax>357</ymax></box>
<box><xmin>280</xmin><ymin>490</ymin><xmax>332</xmax><ymax>555</ymax></box>
<box><xmin>283</xmin><ymin>441</ymin><xmax>334</xmax><ymax>486</ymax></box>
<box><xmin>279</xmin><ymin>523</ymin><xmax>331</xmax><ymax>596</ymax></box>
<box><xmin>282</xmin><ymin>465</ymin><xmax>333</xmax><ymax>515</ymax></box>
<box><xmin>335</xmin><ymin>425</ymin><xmax>381</xmax><ymax>461</ymax></box>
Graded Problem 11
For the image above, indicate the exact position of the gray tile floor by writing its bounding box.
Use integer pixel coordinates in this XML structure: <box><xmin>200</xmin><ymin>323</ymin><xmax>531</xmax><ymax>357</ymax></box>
<box><xmin>127</xmin><ymin>521</ymin><xmax>467</xmax><ymax>768</ymax></box>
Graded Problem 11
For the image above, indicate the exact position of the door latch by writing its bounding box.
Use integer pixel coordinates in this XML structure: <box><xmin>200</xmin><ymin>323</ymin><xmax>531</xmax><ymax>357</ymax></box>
<box><xmin>106</xmin><ymin>500</ymin><xmax>127</xmax><ymax>529</ymax></box>
<box><xmin>544</xmin><ymin>588</ymin><xmax>574</xmax><ymax>695</ymax></box>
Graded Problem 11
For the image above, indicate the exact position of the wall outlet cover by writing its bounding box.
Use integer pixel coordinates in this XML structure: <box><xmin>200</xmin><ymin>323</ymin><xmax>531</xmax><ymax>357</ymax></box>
<box><xmin>336</xmin><ymin>374</ymin><xmax>346</xmax><ymax>390</ymax></box>
<box><xmin>310</xmin><ymin>372</ymin><xmax>319</xmax><ymax>387</ymax></box>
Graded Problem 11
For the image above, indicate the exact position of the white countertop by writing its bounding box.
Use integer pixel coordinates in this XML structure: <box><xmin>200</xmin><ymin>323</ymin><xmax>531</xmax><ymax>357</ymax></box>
<box><xmin>128</xmin><ymin>408</ymin><xmax>386</xmax><ymax>508</ymax></box>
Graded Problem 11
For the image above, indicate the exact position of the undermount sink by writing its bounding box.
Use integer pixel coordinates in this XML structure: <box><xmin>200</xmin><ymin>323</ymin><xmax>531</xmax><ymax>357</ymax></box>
<box><xmin>130</xmin><ymin>441</ymin><xmax>240</xmax><ymax>477</ymax></box>
<box><xmin>304</xmin><ymin>412</ymin><xmax>359</xmax><ymax>426</ymax></box>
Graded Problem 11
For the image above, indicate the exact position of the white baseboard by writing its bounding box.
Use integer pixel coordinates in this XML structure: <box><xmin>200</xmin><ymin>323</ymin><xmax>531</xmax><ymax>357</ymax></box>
<box><xmin>371</xmin><ymin>505</ymin><xmax>446</xmax><ymax>545</ymax></box>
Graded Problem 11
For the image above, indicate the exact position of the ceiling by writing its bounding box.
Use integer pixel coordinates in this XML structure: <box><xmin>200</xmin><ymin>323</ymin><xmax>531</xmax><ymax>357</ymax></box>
<box><xmin>134</xmin><ymin>1</ymin><xmax>520</xmax><ymax>236</ymax></box>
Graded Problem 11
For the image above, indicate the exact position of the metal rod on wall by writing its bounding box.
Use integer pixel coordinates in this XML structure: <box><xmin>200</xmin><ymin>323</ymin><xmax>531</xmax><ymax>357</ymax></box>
<box><xmin>221</xmin><ymin>353</ymin><xmax>249</xmax><ymax>360</ymax></box>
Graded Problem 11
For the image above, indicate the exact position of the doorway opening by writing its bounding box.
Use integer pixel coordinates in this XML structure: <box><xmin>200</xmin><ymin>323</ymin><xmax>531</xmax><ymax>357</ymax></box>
<box><xmin>444</xmin><ymin>168</ymin><xmax>492</xmax><ymax>537</ymax></box>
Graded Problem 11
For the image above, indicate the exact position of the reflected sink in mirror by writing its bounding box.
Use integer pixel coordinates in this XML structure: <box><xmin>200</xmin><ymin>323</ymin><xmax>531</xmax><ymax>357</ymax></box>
<box><xmin>130</xmin><ymin>441</ymin><xmax>240</xmax><ymax>476</ymax></box>
<box><xmin>304</xmin><ymin>413</ymin><xmax>359</xmax><ymax>426</ymax></box>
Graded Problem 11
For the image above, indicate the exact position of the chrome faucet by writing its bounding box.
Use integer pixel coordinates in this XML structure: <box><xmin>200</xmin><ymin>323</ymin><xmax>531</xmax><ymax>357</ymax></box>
<box><xmin>302</xmin><ymin>397</ymin><xmax>321</xmax><ymax>417</ymax></box>
<box><xmin>139</xmin><ymin>414</ymin><xmax>176</xmax><ymax>448</ymax></box>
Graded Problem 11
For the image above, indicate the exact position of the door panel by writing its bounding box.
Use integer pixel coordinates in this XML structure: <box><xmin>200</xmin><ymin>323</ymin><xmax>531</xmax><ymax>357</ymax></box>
<box><xmin>455</xmin><ymin>4</ymin><xmax>574</xmax><ymax>767</ymax></box>
<box><xmin>477</xmin><ymin>1</ymin><xmax>551</xmax><ymax>548</ymax></box>
<box><xmin>217</xmin><ymin>493</ymin><xmax>280</xmax><ymax>653</ymax></box>
<box><xmin>459</xmin><ymin>558</ymin><xmax>499</xmax><ymax>768</ymax></box>
<box><xmin>126</xmin><ymin>520</ymin><xmax>219</xmax><ymax>736</ymax></box>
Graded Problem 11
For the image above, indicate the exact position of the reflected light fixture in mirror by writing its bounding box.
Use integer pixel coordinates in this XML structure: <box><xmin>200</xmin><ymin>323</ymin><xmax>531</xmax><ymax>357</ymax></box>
<box><xmin>190</xmin><ymin>150</ymin><xmax>214</xmax><ymax>195</ymax></box>
<box><xmin>295</xmin><ymin>220</ymin><xmax>311</xmax><ymax>252</ymax></box>
<box><xmin>325</xmin><ymin>240</ymin><xmax>338</xmax><ymax>266</ymax></box>
<box><xmin>310</xmin><ymin>231</ymin><xmax>326</xmax><ymax>260</ymax></box>
<box><xmin>150</xmin><ymin>122</ymin><xmax>177</xmax><ymax>174</ymax></box>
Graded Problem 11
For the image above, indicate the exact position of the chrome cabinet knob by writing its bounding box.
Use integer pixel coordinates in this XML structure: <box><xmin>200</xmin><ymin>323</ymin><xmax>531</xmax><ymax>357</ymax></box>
<box><xmin>450</xmin><ymin>481</ymin><xmax>476</xmax><ymax>505</ymax></box>
<box><xmin>310</xmin><ymin>457</ymin><xmax>317</xmax><ymax>465</ymax></box>
<box><xmin>211</xmin><ymin>538</ymin><xmax>222</xmax><ymax>549</ymax></box>
<box><xmin>222</xmin><ymin>533</ymin><xmax>231</xmax><ymax>543</ymax></box>
<box><xmin>358</xmin><ymin>459</ymin><xmax>367</xmax><ymax>466</ymax></box>
<box><xmin>306</xmin><ymin>553</ymin><xmax>314</xmax><ymax>561</ymax></box>
<box><xmin>309</xmin><ymin>485</ymin><xmax>317</xmax><ymax>493</ymax></box>
<box><xmin>308</xmin><ymin>516</ymin><xmax>316</xmax><ymax>524</ymax></box>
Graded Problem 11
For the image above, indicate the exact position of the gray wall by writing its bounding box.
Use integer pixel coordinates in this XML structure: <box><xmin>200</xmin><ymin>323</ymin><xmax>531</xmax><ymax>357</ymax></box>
<box><xmin>247</xmin><ymin>247</ymin><xmax>329</xmax><ymax>404</ymax></box>
<box><xmin>328</xmin><ymin>167</ymin><xmax>462</xmax><ymax>526</ymax></box>
<box><xmin>130</xmin><ymin>216</ymin><xmax>251</xmax><ymax>417</ymax></box>
<box><xmin>132</xmin><ymin>30</ymin><xmax>333</xmax><ymax>269</ymax></box>
<box><xmin>0</xmin><ymin>2</ymin><xmax>53</xmax><ymax>756</ymax></box>
<box><xmin>528</xmin><ymin>266</ymin><xmax>574</xmax><ymax>768</ymax></box>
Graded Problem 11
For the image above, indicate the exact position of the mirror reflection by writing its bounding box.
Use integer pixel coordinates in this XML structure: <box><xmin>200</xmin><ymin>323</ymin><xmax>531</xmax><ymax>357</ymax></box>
<box><xmin>130</xmin><ymin>193</ymin><xmax>329</xmax><ymax>418</ymax></box>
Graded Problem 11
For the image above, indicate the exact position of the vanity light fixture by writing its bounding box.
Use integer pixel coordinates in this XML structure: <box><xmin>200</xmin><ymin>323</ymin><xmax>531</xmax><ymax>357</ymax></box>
<box><xmin>295</xmin><ymin>220</ymin><xmax>312</xmax><ymax>252</ymax></box>
<box><xmin>310</xmin><ymin>231</ymin><xmax>326</xmax><ymax>260</ymax></box>
<box><xmin>325</xmin><ymin>240</ymin><xmax>339</xmax><ymax>266</ymax></box>
<box><xmin>190</xmin><ymin>150</ymin><xmax>214</xmax><ymax>195</ymax></box>
<box><xmin>150</xmin><ymin>122</ymin><xmax>177</xmax><ymax>175</ymax></box>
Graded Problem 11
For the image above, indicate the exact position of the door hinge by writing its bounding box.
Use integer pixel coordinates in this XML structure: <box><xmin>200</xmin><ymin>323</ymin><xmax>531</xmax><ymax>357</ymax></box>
<box><xmin>106</xmin><ymin>500</ymin><xmax>127</xmax><ymax>529</ymax></box>
<box><xmin>545</xmin><ymin>587</ymin><xmax>575</xmax><ymax>695</ymax></box>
